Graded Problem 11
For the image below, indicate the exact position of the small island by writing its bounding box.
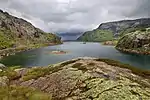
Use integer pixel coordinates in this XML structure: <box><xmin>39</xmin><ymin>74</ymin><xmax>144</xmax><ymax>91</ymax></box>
<box><xmin>50</xmin><ymin>50</ymin><xmax>68</xmax><ymax>54</ymax></box>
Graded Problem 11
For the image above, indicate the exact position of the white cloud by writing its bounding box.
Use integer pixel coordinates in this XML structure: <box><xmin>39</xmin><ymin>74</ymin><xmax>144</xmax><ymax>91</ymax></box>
<box><xmin>0</xmin><ymin>0</ymin><xmax>149</xmax><ymax>33</ymax></box>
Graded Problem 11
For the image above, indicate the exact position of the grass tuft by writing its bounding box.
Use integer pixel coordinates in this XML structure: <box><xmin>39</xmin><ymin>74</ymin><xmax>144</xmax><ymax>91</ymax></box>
<box><xmin>72</xmin><ymin>63</ymin><xmax>88</xmax><ymax>72</ymax></box>
<box><xmin>0</xmin><ymin>85</ymin><xmax>52</xmax><ymax>100</ymax></box>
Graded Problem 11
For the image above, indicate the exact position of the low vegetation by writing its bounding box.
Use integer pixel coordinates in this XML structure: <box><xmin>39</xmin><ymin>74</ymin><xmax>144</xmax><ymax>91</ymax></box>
<box><xmin>0</xmin><ymin>29</ymin><xmax>14</xmax><ymax>49</ymax></box>
<box><xmin>0</xmin><ymin>85</ymin><xmax>51</xmax><ymax>100</ymax></box>
<box><xmin>0</xmin><ymin>66</ymin><xmax>21</xmax><ymax>80</ymax></box>
<box><xmin>72</xmin><ymin>63</ymin><xmax>88</xmax><ymax>72</ymax></box>
<box><xmin>78</xmin><ymin>29</ymin><xmax>114</xmax><ymax>42</ymax></box>
<box><xmin>116</xmin><ymin>27</ymin><xmax>150</xmax><ymax>55</ymax></box>
<box><xmin>120</xmin><ymin>27</ymin><xmax>146</xmax><ymax>37</ymax></box>
<box><xmin>21</xmin><ymin>60</ymin><xmax>79</xmax><ymax>81</ymax></box>
<box><xmin>22</xmin><ymin>67</ymin><xmax>53</xmax><ymax>81</ymax></box>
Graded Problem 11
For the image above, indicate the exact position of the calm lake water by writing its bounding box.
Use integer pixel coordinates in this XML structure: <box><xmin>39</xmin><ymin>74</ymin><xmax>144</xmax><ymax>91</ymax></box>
<box><xmin>0</xmin><ymin>42</ymin><xmax>150</xmax><ymax>69</ymax></box>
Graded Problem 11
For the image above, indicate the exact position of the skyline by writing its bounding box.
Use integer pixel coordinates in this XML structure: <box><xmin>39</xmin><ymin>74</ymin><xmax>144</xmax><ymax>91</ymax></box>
<box><xmin>0</xmin><ymin>0</ymin><xmax>150</xmax><ymax>33</ymax></box>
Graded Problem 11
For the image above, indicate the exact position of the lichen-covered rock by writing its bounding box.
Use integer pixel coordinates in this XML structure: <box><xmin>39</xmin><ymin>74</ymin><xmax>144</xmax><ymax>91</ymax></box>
<box><xmin>3</xmin><ymin>58</ymin><xmax>150</xmax><ymax>100</ymax></box>
<box><xmin>0</xmin><ymin>76</ymin><xmax>9</xmax><ymax>86</ymax></box>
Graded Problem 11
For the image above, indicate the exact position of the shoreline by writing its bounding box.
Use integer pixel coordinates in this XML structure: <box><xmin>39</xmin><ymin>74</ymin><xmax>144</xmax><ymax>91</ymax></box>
<box><xmin>116</xmin><ymin>47</ymin><xmax>150</xmax><ymax>55</ymax></box>
<box><xmin>0</xmin><ymin>42</ymin><xmax>62</xmax><ymax>59</ymax></box>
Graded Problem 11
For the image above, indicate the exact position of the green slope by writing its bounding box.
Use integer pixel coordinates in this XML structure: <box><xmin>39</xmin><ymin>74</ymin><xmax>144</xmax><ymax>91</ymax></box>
<box><xmin>78</xmin><ymin>29</ymin><xmax>114</xmax><ymax>42</ymax></box>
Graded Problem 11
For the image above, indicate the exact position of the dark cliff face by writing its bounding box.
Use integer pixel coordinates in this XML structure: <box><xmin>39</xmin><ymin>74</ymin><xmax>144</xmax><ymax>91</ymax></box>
<box><xmin>0</xmin><ymin>9</ymin><xmax>61</xmax><ymax>49</ymax></box>
<box><xmin>98</xmin><ymin>18</ymin><xmax>150</xmax><ymax>35</ymax></box>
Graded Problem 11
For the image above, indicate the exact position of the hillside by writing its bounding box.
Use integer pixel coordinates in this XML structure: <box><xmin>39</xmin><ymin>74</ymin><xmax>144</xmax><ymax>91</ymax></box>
<box><xmin>0</xmin><ymin>9</ymin><xmax>61</xmax><ymax>50</ymax></box>
<box><xmin>77</xmin><ymin>29</ymin><xmax>114</xmax><ymax>42</ymax></box>
<box><xmin>0</xmin><ymin>57</ymin><xmax>150</xmax><ymax>100</ymax></box>
<box><xmin>116</xmin><ymin>27</ymin><xmax>150</xmax><ymax>55</ymax></box>
<box><xmin>78</xmin><ymin>18</ymin><xmax>150</xmax><ymax>42</ymax></box>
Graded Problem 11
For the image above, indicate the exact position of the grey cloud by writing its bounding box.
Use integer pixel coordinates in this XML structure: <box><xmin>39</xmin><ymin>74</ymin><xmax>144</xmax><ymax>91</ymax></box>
<box><xmin>128</xmin><ymin>0</ymin><xmax>150</xmax><ymax>17</ymax></box>
<box><xmin>0</xmin><ymin>0</ymin><xmax>149</xmax><ymax>33</ymax></box>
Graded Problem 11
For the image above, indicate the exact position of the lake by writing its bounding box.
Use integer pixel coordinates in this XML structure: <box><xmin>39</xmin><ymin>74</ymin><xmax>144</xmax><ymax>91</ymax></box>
<box><xmin>0</xmin><ymin>42</ymin><xmax>150</xmax><ymax>69</ymax></box>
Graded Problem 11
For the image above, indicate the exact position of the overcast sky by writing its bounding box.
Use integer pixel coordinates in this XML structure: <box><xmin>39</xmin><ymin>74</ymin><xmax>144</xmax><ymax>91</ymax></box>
<box><xmin>0</xmin><ymin>0</ymin><xmax>150</xmax><ymax>33</ymax></box>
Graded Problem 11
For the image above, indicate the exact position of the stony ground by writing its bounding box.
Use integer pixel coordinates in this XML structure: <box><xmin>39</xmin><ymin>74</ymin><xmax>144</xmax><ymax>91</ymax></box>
<box><xmin>0</xmin><ymin>57</ymin><xmax>150</xmax><ymax>100</ymax></box>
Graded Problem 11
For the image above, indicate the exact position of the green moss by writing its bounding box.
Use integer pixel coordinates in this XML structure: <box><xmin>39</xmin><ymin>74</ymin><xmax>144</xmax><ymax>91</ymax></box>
<box><xmin>45</xmin><ymin>33</ymin><xmax>61</xmax><ymax>44</ymax></box>
<box><xmin>0</xmin><ymin>86</ymin><xmax>51</xmax><ymax>100</ymax></box>
<box><xmin>21</xmin><ymin>60</ymin><xmax>79</xmax><ymax>81</ymax></box>
<box><xmin>0</xmin><ymin>66</ymin><xmax>22</xmax><ymax>80</ymax></box>
<box><xmin>59</xmin><ymin>59</ymin><xmax>79</xmax><ymax>66</ymax></box>
<box><xmin>0</xmin><ymin>29</ymin><xmax>14</xmax><ymax>49</ymax></box>
<box><xmin>72</xmin><ymin>63</ymin><xmax>88</xmax><ymax>72</ymax></box>
<box><xmin>21</xmin><ymin>67</ymin><xmax>52</xmax><ymax>81</ymax></box>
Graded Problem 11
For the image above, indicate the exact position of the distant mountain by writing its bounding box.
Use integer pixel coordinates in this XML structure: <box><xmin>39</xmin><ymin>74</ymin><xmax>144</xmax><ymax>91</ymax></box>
<box><xmin>58</xmin><ymin>33</ymin><xmax>82</xmax><ymax>41</ymax></box>
<box><xmin>0</xmin><ymin>9</ymin><xmax>61</xmax><ymax>49</ymax></box>
<box><xmin>98</xmin><ymin>18</ymin><xmax>150</xmax><ymax>36</ymax></box>
<box><xmin>77</xmin><ymin>18</ymin><xmax>150</xmax><ymax>42</ymax></box>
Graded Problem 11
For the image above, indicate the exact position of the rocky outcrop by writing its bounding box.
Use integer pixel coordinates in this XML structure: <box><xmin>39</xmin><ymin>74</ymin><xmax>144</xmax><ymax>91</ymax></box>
<box><xmin>78</xmin><ymin>18</ymin><xmax>150</xmax><ymax>42</ymax></box>
<box><xmin>1</xmin><ymin>58</ymin><xmax>150</xmax><ymax>100</ymax></box>
<box><xmin>116</xmin><ymin>28</ymin><xmax>150</xmax><ymax>55</ymax></box>
<box><xmin>0</xmin><ymin>9</ymin><xmax>61</xmax><ymax>50</ymax></box>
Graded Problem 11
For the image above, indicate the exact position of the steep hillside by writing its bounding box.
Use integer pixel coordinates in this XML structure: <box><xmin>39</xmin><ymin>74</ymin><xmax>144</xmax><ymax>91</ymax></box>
<box><xmin>98</xmin><ymin>18</ymin><xmax>150</xmax><ymax>36</ymax></box>
<box><xmin>77</xmin><ymin>29</ymin><xmax>114</xmax><ymax>42</ymax></box>
<box><xmin>116</xmin><ymin>27</ymin><xmax>150</xmax><ymax>54</ymax></box>
<box><xmin>78</xmin><ymin>18</ymin><xmax>150</xmax><ymax>42</ymax></box>
<box><xmin>0</xmin><ymin>9</ymin><xmax>61</xmax><ymax>50</ymax></box>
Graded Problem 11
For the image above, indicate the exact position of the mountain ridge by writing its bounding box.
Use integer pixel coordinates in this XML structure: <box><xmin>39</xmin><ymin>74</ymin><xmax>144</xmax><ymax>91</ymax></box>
<box><xmin>0</xmin><ymin>9</ymin><xmax>61</xmax><ymax>58</ymax></box>
<box><xmin>77</xmin><ymin>18</ymin><xmax>150</xmax><ymax>42</ymax></box>
<box><xmin>0</xmin><ymin>9</ymin><xmax>61</xmax><ymax>49</ymax></box>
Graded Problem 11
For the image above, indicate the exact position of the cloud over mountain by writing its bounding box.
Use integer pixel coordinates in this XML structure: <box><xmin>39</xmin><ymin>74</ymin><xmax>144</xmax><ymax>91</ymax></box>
<box><xmin>0</xmin><ymin>0</ymin><xmax>149</xmax><ymax>33</ymax></box>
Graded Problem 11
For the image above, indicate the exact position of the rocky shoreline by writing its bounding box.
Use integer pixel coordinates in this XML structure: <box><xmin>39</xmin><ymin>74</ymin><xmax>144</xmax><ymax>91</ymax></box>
<box><xmin>0</xmin><ymin>42</ymin><xmax>62</xmax><ymax>59</ymax></box>
<box><xmin>0</xmin><ymin>57</ymin><xmax>150</xmax><ymax>100</ymax></box>
<box><xmin>116</xmin><ymin>47</ymin><xmax>150</xmax><ymax>55</ymax></box>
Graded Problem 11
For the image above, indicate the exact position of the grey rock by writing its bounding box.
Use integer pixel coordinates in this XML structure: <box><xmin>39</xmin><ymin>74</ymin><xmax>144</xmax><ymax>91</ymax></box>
<box><xmin>0</xmin><ymin>76</ymin><xmax>9</xmax><ymax>86</ymax></box>
<box><xmin>0</xmin><ymin>63</ymin><xmax>6</xmax><ymax>69</ymax></box>
<box><xmin>14</xmin><ymin>68</ymin><xmax>28</xmax><ymax>76</ymax></box>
